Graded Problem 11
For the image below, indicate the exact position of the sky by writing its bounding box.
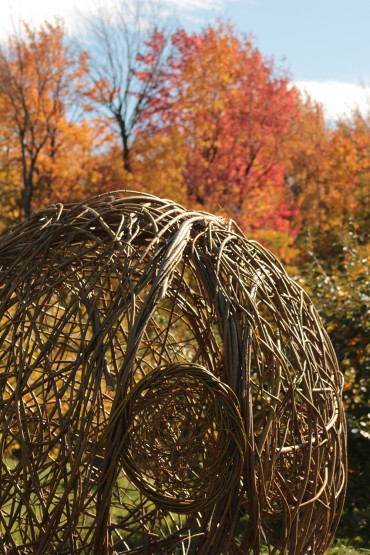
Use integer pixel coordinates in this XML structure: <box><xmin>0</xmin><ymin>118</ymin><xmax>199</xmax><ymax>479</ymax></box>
<box><xmin>1</xmin><ymin>0</ymin><xmax>370</xmax><ymax>120</ymax></box>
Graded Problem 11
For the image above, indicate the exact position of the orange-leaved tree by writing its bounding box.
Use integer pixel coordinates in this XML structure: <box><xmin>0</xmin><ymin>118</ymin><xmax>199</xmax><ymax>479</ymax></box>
<box><xmin>0</xmin><ymin>20</ymin><xmax>99</xmax><ymax>226</ymax></box>
<box><xmin>284</xmin><ymin>96</ymin><xmax>370</xmax><ymax>254</ymax></box>
<box><xmin>334</xmin><ymin>109</ymin><xmax>370</xmax><ymax>230</ymax></box>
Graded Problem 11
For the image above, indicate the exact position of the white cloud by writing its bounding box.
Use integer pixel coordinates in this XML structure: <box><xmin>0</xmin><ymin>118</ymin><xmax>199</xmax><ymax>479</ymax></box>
<box><xmin>0</xmin><ymin>0</ymin><xmax>94</xmax><ymax>38</ymax></box>
<box><xmin>295</xmin><ymin>80</ymin><xmax>370</xmax><ymax>120</ymax></box>
<box><xmin>165</xmin><ymin>0</ymin><xmax>223</xmax><ymax>9</ymax></box>
<box><xmin>0</xmin><ymin>0</ymin><xmax>226</xmax><ymax>41</ymax></box>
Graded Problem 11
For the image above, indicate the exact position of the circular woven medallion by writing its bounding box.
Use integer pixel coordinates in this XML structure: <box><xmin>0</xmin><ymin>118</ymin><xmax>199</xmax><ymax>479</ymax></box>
<box><xmin>120</xmin><ymin>363</ymin><xmax>246</xmax><ymax>513</ymax></box>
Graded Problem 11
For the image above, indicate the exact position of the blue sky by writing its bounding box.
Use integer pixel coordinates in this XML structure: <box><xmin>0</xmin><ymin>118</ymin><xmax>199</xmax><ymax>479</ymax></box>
<box><xmin>222</xmin><ymin>0</ymin><xmax>370</xmax><ymax>83</ymax></box>
<box><xmin>1</xmin><ymin>0</ymin><xmax>370</xmax><ymax>119</ymax></box>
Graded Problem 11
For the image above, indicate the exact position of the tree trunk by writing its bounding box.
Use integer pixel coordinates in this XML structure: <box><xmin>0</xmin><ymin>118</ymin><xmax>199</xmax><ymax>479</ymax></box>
<box><xmin>22</xmin><ymin>180</ymin><xmax>33</xmax><ymax>220</ymax></box>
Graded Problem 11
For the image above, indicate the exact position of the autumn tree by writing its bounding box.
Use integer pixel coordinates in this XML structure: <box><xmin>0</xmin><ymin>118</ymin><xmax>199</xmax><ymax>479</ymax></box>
<box><xmin>81</xmin><ymin>0</ymin><xmax>172</xmax><ymax>174</ymax></box>
<box><xmin>0</xmin><ymin>20</ymin><xmax>96</xmax><ymax>224</ymax></box>
<box><xmin>0</xmin><ymin>103</ymin><xmax>20</xmax><ymax>226</ymax></box>
<box><xmin>283</xmin><ymin>96</ymin><xmax>370</xmax><ymax>261</ymax></box>
<box><xmin>335</xmin><ymin>109</ymin><xmax>370</xmax><ymax>231</ymax></box>
<box><xmin>136</xmin><ymin>23</ymin><xmax>299</xmax><ymax>233</ymax></box>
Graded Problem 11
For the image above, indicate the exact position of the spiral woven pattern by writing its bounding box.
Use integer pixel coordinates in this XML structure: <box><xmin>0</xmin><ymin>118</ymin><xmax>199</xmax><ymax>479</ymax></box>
<box><xmin>0</xmin><ymin>191</ymin><xmax>346</xmax><ymax>554</ymax></box>
<box><xmin>119</xmin><ymin>363</ymin><xmax>246</xmax><ymax>514</ymax></box>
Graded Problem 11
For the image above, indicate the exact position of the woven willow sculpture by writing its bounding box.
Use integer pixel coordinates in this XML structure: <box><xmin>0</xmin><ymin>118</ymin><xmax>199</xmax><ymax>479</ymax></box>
<box><xmin>0</xmin><ymin>192</ymin><xmax>346</xmax><ymax>554</ymax></box>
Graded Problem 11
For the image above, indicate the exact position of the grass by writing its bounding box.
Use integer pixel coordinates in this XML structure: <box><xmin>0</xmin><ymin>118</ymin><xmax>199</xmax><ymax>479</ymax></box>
<box><xmin>326</xmin><ymin>539</ymin><xmax>370</xmax><ymax>554</ymax></box>
<box><xmin>2</xmin><ymin>459</ymin><xmax>369</xmax><ymax>553</ymax></box>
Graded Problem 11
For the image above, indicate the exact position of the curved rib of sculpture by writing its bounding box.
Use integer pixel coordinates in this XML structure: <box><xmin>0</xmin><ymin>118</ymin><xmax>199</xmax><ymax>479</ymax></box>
<box><xmin>0</xmin><ymin>192</ymin><xmax>346</xmax><ymax>554</ymax></box>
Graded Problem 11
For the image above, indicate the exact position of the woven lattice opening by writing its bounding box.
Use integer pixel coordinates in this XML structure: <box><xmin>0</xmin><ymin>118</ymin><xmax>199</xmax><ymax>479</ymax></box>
<box><xmin>0</xmin><ymin>192</ymin><xmax>346</xmax><ymax>554</ymax></box>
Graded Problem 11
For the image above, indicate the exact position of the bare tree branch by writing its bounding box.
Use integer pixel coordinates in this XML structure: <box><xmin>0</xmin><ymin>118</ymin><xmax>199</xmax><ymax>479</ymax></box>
<box><xmin>79</xmin><ymin>0</ymin><xmax>174</xmax><ymax>173</ymax></box>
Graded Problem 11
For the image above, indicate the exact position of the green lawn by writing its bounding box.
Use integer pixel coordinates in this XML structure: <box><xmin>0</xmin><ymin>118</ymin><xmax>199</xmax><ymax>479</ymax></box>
<box><xmin>326</xmin><ymin>540</ymin><xmax>370</xmax><ymax>554</ymax></box>
<box><xmin>2</xmin><ymin>458</ymin><xmax>368</xmax><ymax>553</ymax></box>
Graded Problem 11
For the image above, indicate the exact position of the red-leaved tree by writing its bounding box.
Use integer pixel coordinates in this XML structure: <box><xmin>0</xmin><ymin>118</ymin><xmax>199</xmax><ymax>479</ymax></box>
<box><xmin>135</xmin><ymin>23</ymin><xmax>299</xmax><ymax>233</ymax></box>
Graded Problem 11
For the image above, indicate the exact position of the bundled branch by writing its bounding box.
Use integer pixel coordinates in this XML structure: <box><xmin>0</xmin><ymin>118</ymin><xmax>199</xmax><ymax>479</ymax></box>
<box><xmin>0</xmin><ymin>192</ymin><xmax>346</xmax><ymax>554</ymax></box>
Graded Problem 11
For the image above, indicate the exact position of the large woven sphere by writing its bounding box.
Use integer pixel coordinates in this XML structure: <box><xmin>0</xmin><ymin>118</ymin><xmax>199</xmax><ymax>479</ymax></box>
<box><xmin>0</xmin><ymin>192</ymin><xmax>346</xmax><ymax>554</ymax></box>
